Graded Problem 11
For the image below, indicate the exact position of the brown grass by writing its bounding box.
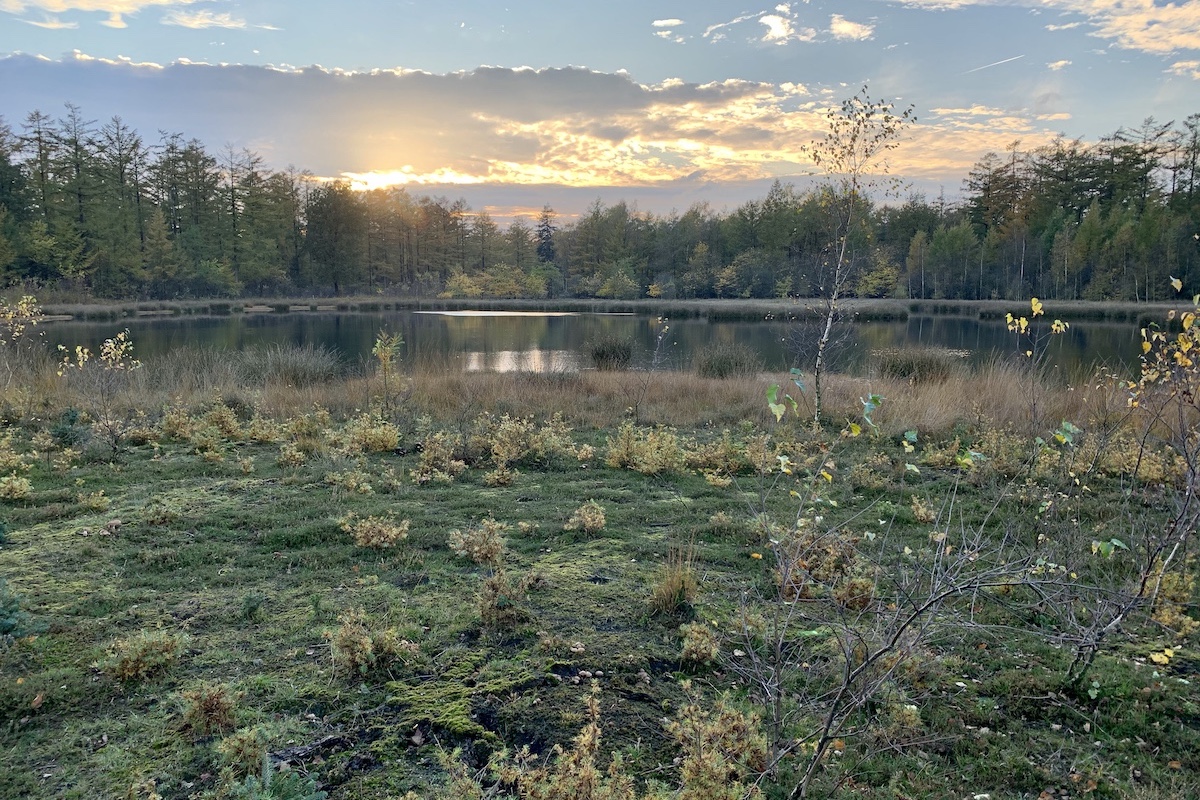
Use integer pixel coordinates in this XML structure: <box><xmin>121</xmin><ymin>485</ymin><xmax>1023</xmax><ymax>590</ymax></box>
<box><xmin>1</xmin><ymin>342</ymin><xmax>1133</xmax><ymax>439</ymax></box>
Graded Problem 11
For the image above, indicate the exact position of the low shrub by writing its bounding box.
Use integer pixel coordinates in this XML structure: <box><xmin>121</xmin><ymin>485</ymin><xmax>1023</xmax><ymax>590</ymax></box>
<box><xmin>338</xmin><ymin>513</ymin><xmax>410</xmax><ymax>549</ymax></box>
<box><xmin>101</xmin><ymin>629</ymin><xmax>187</xmax><ymax>683</ymax></box>
<box><xmin>0</xmin><ymin>472</ymin><xmax>32</xmax><ymax>501</ymax></box>
<box><xmin>329</xmin><ymin>608</ymin><xmax>418</xmax><ymax>678</ymax></box>
<box><xmin>179</xmin><ymin>681</ymin><xmax>239</xmax><ymax>738</ymax></box>
<box><xmin>479</xmin><ymin>569</ymin><xmax>534</xmax><ymax>628</ymax></box>
<box><xmin>448</xmin><ymin>517</ymin><xmax>508</xmax><ymax>567</ymax></box>
<box><xmin>679</xmin><ymin>622</ymin><xmax>719</xmax><ymax>665</ymax></box>
<box><xmin>563</xmin><ymin>500</ymin><xmax>606</xmax><ymax>535</ymax></box>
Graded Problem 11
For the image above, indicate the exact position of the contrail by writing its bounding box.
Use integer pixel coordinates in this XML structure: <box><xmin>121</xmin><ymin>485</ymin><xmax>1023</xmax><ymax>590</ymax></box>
<box><xmin>964</xmin><ymin>54</ymin><xmax>1025</xmax><ymax>74</ymax></box>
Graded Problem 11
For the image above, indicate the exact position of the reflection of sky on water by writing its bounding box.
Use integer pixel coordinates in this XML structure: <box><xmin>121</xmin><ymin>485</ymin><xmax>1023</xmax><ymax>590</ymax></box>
<box><xmin>462</xmin><ymin>350</ymin><xmax>579</xmax><ymax>372</ymax></box>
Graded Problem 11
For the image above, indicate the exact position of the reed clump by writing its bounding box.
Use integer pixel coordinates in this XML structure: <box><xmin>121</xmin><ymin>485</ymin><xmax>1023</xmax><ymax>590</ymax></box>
<box><xmin>585</xmin><ymin>334</ymin><xmax>634</xmax><ymax>371</ymax></box>
<box><xmin>869</xmin><ymin>347</ymin><xmax>967</xmax><ymax>383</ymax></box>
<box><xmin>693</xmin><ymin>342</ymin><xmax>762</xmax><ymax>379</ymax></box>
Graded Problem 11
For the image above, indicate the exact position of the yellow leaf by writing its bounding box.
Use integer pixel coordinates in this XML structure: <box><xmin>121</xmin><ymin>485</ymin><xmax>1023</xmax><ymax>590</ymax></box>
<box><xmin>1031</xmin><ymin>297</ymin><xmax>1043</xmax><ymax>316</ymax></box>
<box><xmin>1150</xmin><ymin>651</ymin><xmax>1170</xmax><ymax>665</ymax></box>
<box><xmin>1143</xmin><ymin>340</ymin><xmax>1152</xmax><ymax>354</ymax></box>
<box><xmin>1170</xmin><ymin>276</ymin><xmax>1183</xmax><ymax>292</ymax></box>
<box><xmin>820</xmin><ymin>470</ymin><xmax>833</xmax><ymax>483</ymax></box>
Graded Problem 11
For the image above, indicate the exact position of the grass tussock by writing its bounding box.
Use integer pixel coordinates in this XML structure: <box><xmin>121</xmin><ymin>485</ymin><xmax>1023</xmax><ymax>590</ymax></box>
<box><xmin>869</xmin><ymin>347</ymin><xmax>967</xmax><ymax>383</ymax></box>
<box><xmin>692</xmin><ymin>342</ymin><xmax>763</xmax><ymax>379</ymax></box>
<box><xmin>585</xmin><ymin>334</ymin><xmax>635</xmax><ymax>371</ymax></box>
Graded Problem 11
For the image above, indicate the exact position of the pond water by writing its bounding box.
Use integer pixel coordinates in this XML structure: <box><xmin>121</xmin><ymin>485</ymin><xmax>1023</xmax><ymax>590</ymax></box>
<box><xmin>39</xmin><ymin>309</ymin><xmax>1144</xmax><ymax>378</ymax></box>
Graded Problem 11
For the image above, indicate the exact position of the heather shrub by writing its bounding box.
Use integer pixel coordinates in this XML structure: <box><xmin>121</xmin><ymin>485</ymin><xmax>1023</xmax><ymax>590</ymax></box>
<box><xmin>101</xmin><ymin>629</ymin><xmax>187</xmax><ymax>683</ymax></box>
<box><xmin>606</xmin><ymin>422</ymin><xmax>686</xmax><ymax>474</ymax></box>
<box><xmin>179</xmin><ymin>681</ymin><xmax>239</xmax><ymax>738</ymax></box>
<box><xmin>679</xmin><ymin>622</ymin><xmax>720</xmax><ymax>665</ymax></box>
<box><xmin>411</xmin><ymin>430</ymin><xmax>467</xmax><ymax>484</ymax></box>
<box><xmin>448</xmin><ymin>517</ymin><xmax>508</xmax><ymax>567</ymax></box>
<box><xmin>338</xmin><ymin>513</ymin><xmax>409</xmax><ymax>549</ymax></box>
<box><xmin>563</xmin><ymin>500</ymin><xmax>606</xmax><ymax>535</ymax></box>
<box><xmin>329</xmin><ymin>608</ymin><xmax>418</xmax><ymax>677</ymax></box>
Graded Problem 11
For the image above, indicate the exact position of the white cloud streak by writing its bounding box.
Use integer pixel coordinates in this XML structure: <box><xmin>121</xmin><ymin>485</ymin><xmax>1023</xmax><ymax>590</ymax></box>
<box><xmin>964</xmin><ymin>54</ymin><xmax>1025</xmax><ymax>73</ymax></box>
<box><xmin>22</xmin><ymin>13</ymin><xmax>75</xmax><ymax>26</ymax></box>
<box><xmin>162</xmin><ymin>9</ymin><xmax>245</xmax><ymax>29</ymax></box>
<box><xmin>1047</xmin><ymin>59</ymin><xmax>1072</xmax><ymax>70</ymax></box>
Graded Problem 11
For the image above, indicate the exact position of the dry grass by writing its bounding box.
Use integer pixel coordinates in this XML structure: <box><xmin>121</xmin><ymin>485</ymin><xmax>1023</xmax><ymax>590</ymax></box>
<box><xmin>1</xmin><ymin>341</ymin><xmax>1132</xmax><ymax>439</ymax></box>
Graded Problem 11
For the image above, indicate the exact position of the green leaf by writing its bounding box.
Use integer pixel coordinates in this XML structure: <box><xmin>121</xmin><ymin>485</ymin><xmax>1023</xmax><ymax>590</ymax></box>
<box><xmin>905</xmin><ymin>463</ymin><xmax>920</xmax><ymax>474</ymax></box>
<box><xmin>767</xmin><ymin>384</ymin><xmax>785</xmax><ymax>422</ymax></box>
<box><xmin>789</xmin><ymin>367</ymin><xmax>806</xmax><ymax>392</ymax></box>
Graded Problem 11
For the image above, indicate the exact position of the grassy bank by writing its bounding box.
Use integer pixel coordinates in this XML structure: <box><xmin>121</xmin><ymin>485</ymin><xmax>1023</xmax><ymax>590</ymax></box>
<box><xmin>1</xmin><ymin>320</ymin><xmax>1199</xmax><ymax>799</ymax></box>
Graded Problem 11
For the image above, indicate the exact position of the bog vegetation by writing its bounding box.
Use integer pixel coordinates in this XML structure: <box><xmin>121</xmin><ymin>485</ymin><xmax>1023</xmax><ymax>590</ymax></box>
<box><xmin>1</xmin><ymin>280</ymin><xmax>1199</xmax><ymax>799</ymax></box>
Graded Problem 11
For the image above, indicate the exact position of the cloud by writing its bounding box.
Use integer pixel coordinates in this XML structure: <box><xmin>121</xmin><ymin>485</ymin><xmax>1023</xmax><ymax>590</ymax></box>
<box><xmin>886</xmin><ymin>0</ymin><xmax>1200</xmax><ymax>55</ymax></box>
<box><xmin>162</xmin><ymin>9</ymin><xmax>245</xmax><ymax>29</ymax></box>
<box><xmin>759</xmin><ymin>12</ymin><xmax>816</xmax><ymax>44</ymax></box>
<box><xmin>0</xmin><ymin>55</ymin><xmax>1073</xmax><ymax>201</ymax></box>
<box><xmin>703</xmin><ymin>12</ymin><xmax>761</xmax><ymax>41</ymax></box>
<box><xmin>22</xmin><ymin>13</ymin><xmax>75</xmax><ymax>26</ymax></box>
<box><xmin>1045</xmin><ymin>21</ymin><xmax>1081</xmax><ymax>31</ymax></box>
<box><xmin>829</xmin><ymin>14</ymin><xmax>874</xmax><ymax>40</ymax></box>
<box><xmin>0</xmin><ymin>0</ymin><xmax>194</xmax><ymax>13</ymax></box>
<box><xmin>1167</xmin><ymin>59</ymin><xmax>1200</xmax><ymax>79</ymax></box>
<box><xmin>651</xmin><ymin>18</ymin><xmax>682</xmax><ymax>27</ymax></box>
<box><xmin>759</xmin><ymin>14</ymin><xmax>794</xmax><ymax>43</ymax></box>
<box><xmin>1047</xmin><ymin>59</ymin><xmax>1071</xmax><ymax>70</ymax></box>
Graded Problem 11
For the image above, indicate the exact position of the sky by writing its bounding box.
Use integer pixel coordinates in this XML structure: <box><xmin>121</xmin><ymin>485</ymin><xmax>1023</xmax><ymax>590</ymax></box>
<box><xmin>1</xmin><ymin>0</ymin><xmax>1198</xmax><ymax>222</ymax></box>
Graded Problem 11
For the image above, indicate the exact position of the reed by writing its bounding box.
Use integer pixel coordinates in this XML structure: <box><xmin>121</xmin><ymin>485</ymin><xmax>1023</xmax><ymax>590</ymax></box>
<box><xmin>585</xmin><ymin>334</ymin><xmax>635</xmax><ymax>371</ymax></box>
<box><xmin>0</xmin><ymin>335</ymin><xmax>1133</xmax><ymax>439</ymax></box>
<box><xmin>693</xmin><ymin>342</ymin><xmax>762</xmax><ymax>379</ymax></box>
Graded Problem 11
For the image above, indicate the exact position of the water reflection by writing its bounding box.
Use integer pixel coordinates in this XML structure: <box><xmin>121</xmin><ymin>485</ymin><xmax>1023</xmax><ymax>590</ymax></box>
<box><xmin>38</xmin><ymin>309</ymin><xmax>1143</xmax><ymax>378</ymax></box>
<box><xmin>462</xmin><ymin>350</ymin><xmax>579</xmax><ymax>372</ymax></box>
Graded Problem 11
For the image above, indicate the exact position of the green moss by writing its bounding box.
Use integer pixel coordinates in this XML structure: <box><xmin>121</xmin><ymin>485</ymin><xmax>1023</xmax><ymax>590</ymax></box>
<box><xmin>387</xmin><ymin>649</ymin><xmax>542</xmax><ymax>743</ymax></box>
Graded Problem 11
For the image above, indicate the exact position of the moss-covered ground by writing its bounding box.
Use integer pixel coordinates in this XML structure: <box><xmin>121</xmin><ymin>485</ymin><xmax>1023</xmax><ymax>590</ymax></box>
<box><xmin>1</xmin><ymin>388</ymin><xmax>1198</xmax><ymax>799</ymax></box>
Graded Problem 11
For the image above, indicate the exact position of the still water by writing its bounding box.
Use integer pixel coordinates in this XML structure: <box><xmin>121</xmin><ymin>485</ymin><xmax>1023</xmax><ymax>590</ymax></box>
<box><xmin>40</xmin><ymin>310</ymin><xmax>1143</xmax><ymax>377</ymax></box>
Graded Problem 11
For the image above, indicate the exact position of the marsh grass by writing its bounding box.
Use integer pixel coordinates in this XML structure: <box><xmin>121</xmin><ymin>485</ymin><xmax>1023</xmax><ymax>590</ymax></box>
<box><xmin>868</xmin><ymin>346</ymin><xmax>966</xmax><ymax>383</ymax></box>
<box><xmin>585</xmin><ymin>334</ymin><xmax>635</xmax><ymax>371</ymax></box>
<box><xmin>692</xmin><ymin>342</ymin><xmax>762</xmax><ymax>379</ymax></box>
<box><xmin>0</xmin><ymin>336</ymin><xmax>1121</xmax><ymax>437</ymax></box>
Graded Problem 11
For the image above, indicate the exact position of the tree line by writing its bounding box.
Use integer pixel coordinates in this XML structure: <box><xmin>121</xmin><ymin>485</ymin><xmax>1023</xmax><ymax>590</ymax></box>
<box><xmin>1</xmin><ymin>104</ymin><xmax>1198</xmax><ymax>301</ymax></box>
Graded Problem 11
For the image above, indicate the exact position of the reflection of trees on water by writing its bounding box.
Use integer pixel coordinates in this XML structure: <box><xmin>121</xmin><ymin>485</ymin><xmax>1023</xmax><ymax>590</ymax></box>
<box><xmin>39</xmin><ymin>310</ymin><xmax>1139</xmax><ymax>376</ymax></box>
